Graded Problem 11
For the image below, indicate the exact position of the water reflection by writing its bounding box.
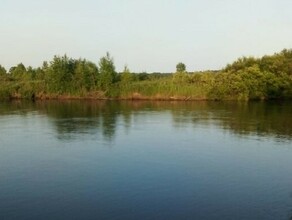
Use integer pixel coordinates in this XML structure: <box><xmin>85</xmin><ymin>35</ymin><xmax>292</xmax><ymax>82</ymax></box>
<box><xmin>0</xmin><ymin>100</ymin><xmax>291</xmax><ymax>141</ymax></box>
<box><xmin>170</xmin><ymin>101</ymin><xmax>292</xmax><ymax>140</ymax></box>
<box><xmin>39</xmin><ymin>101</ymin><xmax>120</xmax><ymax>141</ymax></box>
<box><xmin>0</xmin><ymin>100</ymin><xmax>292</xmax><ymax>220</ymax></box>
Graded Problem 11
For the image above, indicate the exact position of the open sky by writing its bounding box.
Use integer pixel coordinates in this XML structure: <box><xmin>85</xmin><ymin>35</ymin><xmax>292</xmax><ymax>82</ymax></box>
<box><xmin>1</xmin><ymin>0</ymin><xmax>292</xmax><ymax>72</ymax></box>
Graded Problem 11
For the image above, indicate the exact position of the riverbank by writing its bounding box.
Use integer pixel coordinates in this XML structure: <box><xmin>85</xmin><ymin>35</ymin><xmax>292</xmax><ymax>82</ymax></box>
<box><xmin>1</xmin><ymin>82</ymin><xmax>291</xmax><ymax>101</ymax></box>
<box><xmin>1</xmin><ymin>49</ymin><xmax>292</xmax><ymax>101</ymax></box>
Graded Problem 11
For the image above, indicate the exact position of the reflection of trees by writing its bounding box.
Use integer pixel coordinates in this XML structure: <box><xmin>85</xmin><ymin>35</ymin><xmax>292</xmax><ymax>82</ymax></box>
<box><xmin>1</xmin><ymin>100</ymin><xmax>291</xmax><ymax>142</ymax></box>
<box><xmin>170</xmin><ymin>101</ymin><xmax>292</xmax><ymax>140</ymax></box>
<box><xmin>36</xmin><ymin>101</ymin><xmax>146</xmax><ymax>141</ymax></box>
<box><xmin>170</xmin><ymin>101</ymin><xmax>213</xmax><ymax>128</ymax></box>
<box><xmin>100</xmin><ymin>102</ymin><xmax>120</xmax><ymax>141</ymax></box>
<box><xmin>37</xmin><ymin>101</ymin><xmax>116</xmax><ymax>141</ymax></box>
<box><xmin>0</xmin><ymin>100</ymin><xmax>36</xmax><ymax>116</ymax></box>
<box><xmin>217</xmin><ymin>101</ymin><xmax>292</xmax><ymax>139</ymax></box>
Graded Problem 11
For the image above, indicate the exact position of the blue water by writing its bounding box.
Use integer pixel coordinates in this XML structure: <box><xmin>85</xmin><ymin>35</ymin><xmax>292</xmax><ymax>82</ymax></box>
<box><xmin>0</xmin><ymin>101</ymin><xmax>291</xmax><ymax>220</ymax></box>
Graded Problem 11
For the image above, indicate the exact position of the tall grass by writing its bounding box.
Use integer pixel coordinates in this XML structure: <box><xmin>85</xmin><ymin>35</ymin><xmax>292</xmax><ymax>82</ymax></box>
<box><xmin>116</xmin><ymin>77</ymin><xmax>211</xmax><ymax>100</ymax></box>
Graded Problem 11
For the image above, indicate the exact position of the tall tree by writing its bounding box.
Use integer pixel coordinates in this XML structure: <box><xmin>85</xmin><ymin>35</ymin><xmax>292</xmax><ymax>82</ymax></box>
<box><xmin>98</xmin><ymin>52</ymin><xmax>116</xmax><ymax>90</ymax></box>
<box><xmin>46</xmin><ymin>55</ymin><xmax>75</xmax><ymax>93</ymax></box>
<box><xmin>73</xmin><ymin>59</ymin><xmax>99</xmax><ymax>91</ymax></box>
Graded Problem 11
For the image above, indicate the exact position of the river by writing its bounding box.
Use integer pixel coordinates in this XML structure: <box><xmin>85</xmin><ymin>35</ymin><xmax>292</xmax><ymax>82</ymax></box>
<box><xmin>0</xmin><ymin>100</ymin><xmax>291</xmax><ymax>220</ymax></box>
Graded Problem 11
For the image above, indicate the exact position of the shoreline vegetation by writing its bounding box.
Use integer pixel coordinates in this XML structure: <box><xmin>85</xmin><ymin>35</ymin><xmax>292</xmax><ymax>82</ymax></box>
<box><xmin>0</xmin><ymin>49</ymin><xmax>291</xmax><ymax>101</ymax></box>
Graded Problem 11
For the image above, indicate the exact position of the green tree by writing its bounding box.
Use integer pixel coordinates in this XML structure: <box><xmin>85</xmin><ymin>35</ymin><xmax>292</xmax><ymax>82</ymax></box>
<box><xmin>73</xmin><ymin>59</ymin><xmax>99</xmax><ymax>92</ymax></box>
<box><xmin>209</xmin><ymin>72</ymin><xmax>248</xmax><ymax>100</ymax></box>
<box><xmin>46</xmin><ymin>55</ymin><xmax>75</xmax><ymax>93</ymax></box>
<box><xmin>0</xmin><ymin>65</ymin><xmax>6</xmax><ymax>75</ymax></box>
<box><xmin>9</xmin><ymin>63</ymin><xmax>26</xmax><ymax>79</ymax></box>
<box><xmin>98</xmin><ymin>52</ymin><xmax>116</xmax><ymax>90</ymax></box>
<box><xmin>225</xmin><ymin>57</ymin><xmax>258</xmax><ymax>73</ymax></box>
<box><xmin>26</xmin><ymin>66</ymin><xmax>37</xmax><ymax>80</ymax></box>
<box><xmin>238</xmin><ymin>65</ymin><xmax>267</xmax><ymax>99</ymax></box>
<box><xmin>176</xmin><ymin>62</ymin><xmax>186</xmax><ymax>73</ymax></box>
<box><xmin>33</xmin><ymin>61</ymin><xmax>49</xmax><ymax>81</ymax></box>
<box><xmin>120</xmin><ymin>65</ymin><xmax>135</xmax><ymax>84</ymax></box>
<box><xmin>137</xmin><ymin>72</ymin><xmax>149</xmax><ymax>81</ymax></box>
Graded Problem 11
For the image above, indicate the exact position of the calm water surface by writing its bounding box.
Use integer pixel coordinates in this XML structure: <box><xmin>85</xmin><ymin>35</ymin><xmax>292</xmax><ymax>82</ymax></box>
<box><xmin>0</xmin><ymin>101</ymin><xmax>291</xmax><ymax>220</ymax></box>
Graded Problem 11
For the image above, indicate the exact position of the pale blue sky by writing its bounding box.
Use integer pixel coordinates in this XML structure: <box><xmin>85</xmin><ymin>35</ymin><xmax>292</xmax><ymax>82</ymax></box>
<box><xmin>1</xmin><ymin>0</ymin><xmax>292</xmax><ymax>72</ymax></box>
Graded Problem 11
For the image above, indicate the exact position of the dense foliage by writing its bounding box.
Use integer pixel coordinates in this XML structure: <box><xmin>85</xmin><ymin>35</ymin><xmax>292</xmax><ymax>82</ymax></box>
<box><xmin>0</xmin><ymin>49</ymin><xmax>291</xmax><ymax>100</ymax></box>
<box><xmin>176</xmin><ymin>62</ymin><xmax>186</xmax><ymax>73</ymax></box>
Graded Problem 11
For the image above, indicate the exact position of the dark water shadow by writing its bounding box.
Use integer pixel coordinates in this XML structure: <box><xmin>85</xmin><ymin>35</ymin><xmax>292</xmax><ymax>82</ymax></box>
<box><xmin>0</xmin><ymin>100</ymin><xmax>291</xmax><ymax>142</ymax></box>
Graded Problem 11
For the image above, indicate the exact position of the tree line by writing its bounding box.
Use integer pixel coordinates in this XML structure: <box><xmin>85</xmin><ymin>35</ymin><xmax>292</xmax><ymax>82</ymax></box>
<box><xmin>0</xmin><ymin>49</ymin><xmax>291</xmax><ymax>100</ymax></box>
